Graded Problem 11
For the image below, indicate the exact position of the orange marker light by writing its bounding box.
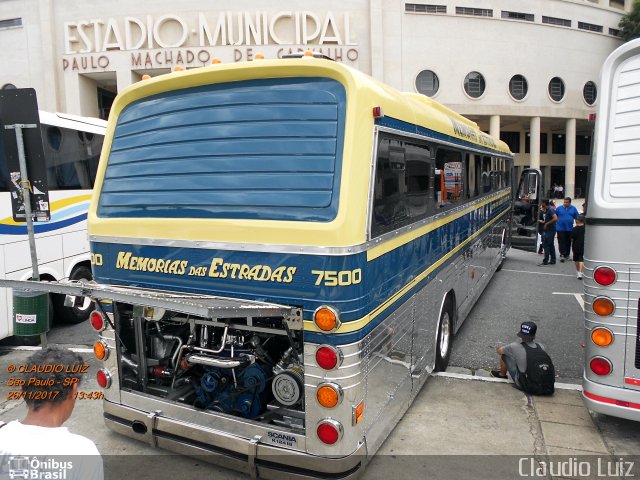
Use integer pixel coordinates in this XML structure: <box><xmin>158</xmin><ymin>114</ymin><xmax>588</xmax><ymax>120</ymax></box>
<box><xmin>172</xmin><ymin>65</ymin><xmax>186</xmax><ymax>72</ymax></box>
<box><xmin>314</xmin><ymin>306</ymin><xmax>340</xmax><ymax>332</ymax></box>
<box><xmin>317</xmin><ymin>383</ymin><xmax>342</xmax><ymax>408</ymax></box>
<box><xmin>211</xmin><ymin>58</ymin><xmax>222</xmax><ymax>64</ymax></box>
<box><xmin>591</xmin><ymin>327</ymin><xmax>613</xmax><ymax>347</ymax></box>
<box><xmin>592</xmin><ymin>297</ymin><xmax>615</xmax><ymax>317</ymax></box>
<box><xmin>141</xmin><ymin>74</ymin><xmax>151</xmax><ymax>80</ymax></box>
<box><xmin>303</xmin><ymin>50</ymin><xmax>314</xmax><ymax>57</ymax></box>
<box><xmin>93</xmin><ymin>340</ymin><xmax>109</xmax><ymax>361</ymax></box>
<box><xmin>255</xmin><ymin>53</ymin><xmax>265</xmax><ymax>60</ymax></box>
<box><xmin>354</xmin><ymin>400</ymin><xmax>365</xmax><ymax>424</ymax></box>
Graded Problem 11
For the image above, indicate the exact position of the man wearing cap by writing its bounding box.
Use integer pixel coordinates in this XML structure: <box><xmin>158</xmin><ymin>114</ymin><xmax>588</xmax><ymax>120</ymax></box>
<box><xmin>490</xmin><ymin>321</ymin><xmax>546</xmax><ymax>389</ymax></box>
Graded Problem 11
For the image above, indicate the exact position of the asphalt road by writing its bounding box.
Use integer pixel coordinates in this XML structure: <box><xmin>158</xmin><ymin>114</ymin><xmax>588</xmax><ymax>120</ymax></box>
<box><xmin>450</xmin><ymin>246</ymin><xmax>585</xmax><ymax>383</ymax></box>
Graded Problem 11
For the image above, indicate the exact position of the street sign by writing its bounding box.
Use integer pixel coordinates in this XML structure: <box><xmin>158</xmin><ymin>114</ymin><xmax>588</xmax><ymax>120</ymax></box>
<box><xmin>0</xmin><ymin>88</ymin><xmax>50</xmax><ymax>222</ymax></box>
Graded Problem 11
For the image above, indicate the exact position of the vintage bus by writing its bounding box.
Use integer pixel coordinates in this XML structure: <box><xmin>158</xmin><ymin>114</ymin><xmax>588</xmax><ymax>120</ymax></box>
<box><xmin>4</xmin><ymin>56</ymin><xmax>512</xmax><ymax>476</ymax></box>
<box><xmin>582</xmin><ymin>38</ymin><xmax>640</xmax><ymax>421</ymax></box>
<box><xmin>0</xmin><ymin>111</ymin><xmax>106</xmax><ymax>340</ymax></box>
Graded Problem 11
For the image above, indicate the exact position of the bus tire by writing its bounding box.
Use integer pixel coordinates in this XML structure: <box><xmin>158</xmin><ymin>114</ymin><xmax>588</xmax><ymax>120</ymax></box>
<box><xmin>53</xmin><ymin>265</ymin><xmax>94</xmax><ymax>325</ymax></box>
<box><xmin>434</xmin><ymin>298</ymin><xmax>454</xmax><ymax>372</ymax></box>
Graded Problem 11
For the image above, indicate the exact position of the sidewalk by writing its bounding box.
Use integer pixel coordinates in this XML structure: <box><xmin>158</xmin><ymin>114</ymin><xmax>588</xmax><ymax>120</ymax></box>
<box><xmin>1</xmin><ymin>348</ymin><xmax>639</xmax><ymax>480</ymax></box>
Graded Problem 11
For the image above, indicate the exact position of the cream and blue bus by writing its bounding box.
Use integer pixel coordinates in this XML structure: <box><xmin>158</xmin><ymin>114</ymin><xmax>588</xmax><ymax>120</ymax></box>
<box><xmin>583</xmin><ymin>38</ymin><xmax>640</xmax><ymax>422</ymax></box>
<box><xmin>5</xmin><ymin>56</ymin><xmax>513</xmax><ymax>476</ymax></box>
<box><xmin>0</xmin><ymin>111</ymin><xmax>106</xmax><ymax>340</ymax></box>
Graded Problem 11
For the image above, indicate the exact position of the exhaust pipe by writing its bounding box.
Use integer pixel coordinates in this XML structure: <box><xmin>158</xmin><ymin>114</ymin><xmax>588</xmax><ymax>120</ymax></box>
<box><xmin>186</xmin><ymin>354</ymin><xmax>254</xmax><ymax>369</ymax></box>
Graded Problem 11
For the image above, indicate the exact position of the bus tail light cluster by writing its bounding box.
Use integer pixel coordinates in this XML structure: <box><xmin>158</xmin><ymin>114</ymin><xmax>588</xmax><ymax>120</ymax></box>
<box><xmin>93</xmin><ymin>340</ymin><xmax>109</xmax><ymax>361</ymax></box>
<box><xmin>90</xmin><ymin>310</ymin><xmax>107</xmax><ymax>332</ymax></box>
<box><xmin>591</xmin><ymin>327</ymin><xmax>613</xmax><ymax>347</ymax></box>
<box><xmin>315</xmin><ymin>345</ymin><xmax>343</xmax><ymax>370</ymax></box>
<box><xmin>316</xmin><ymin>383</ymin><xmax>343</xmax><ymax>409</ymax></box>
<box><xmin>96</xmin><ymin>369</ymin><xmax>112</xmax><ymax>388</ymax></box>
<box><xmin>593</xmin><ymin>266</ymin><xmax>616</xmax><ymax>286</ymax></box>
<box><xmin>317</xmin><ymin>419</ymin><xmax>343</xmax><ymax>445</ymax></box>
<box><xmin>589</xmin><ymin>357</ymin><xmax>612</xmax><ymax>376</ymax></box>
<box><xmin>592</xmin><ymin>297</ymin><xmax>615</xmax><ymax>317</ymax></box>
<box><xmin>314</xmin><ymin>306</ymin><xmax>341</xmax><ymax>332</ymax></box>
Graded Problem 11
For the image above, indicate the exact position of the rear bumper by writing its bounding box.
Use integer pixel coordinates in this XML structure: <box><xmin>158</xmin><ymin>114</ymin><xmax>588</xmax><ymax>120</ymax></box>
<box><xmin>103</xmin><ymin>399</ymin><xmax>367</xmax><ymax>479</ymax></box>
<box><xmin>582</xmin><ymin>376</ymin><xmax>640</xmax><ymax>422</ymax></box>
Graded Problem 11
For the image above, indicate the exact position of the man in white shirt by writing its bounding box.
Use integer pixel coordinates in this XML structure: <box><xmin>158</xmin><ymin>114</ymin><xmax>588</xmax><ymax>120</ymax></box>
<box><xmin>0</xmin><ymin>346</ymin><xmax>103</xmax><ymax>480</ymax></box>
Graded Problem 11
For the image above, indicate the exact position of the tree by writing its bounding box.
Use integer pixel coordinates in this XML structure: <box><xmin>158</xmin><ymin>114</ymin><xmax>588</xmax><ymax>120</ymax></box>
<box><xmin>619</xmin><ymin>0</ymin><xmax>640</xmax><ymax>41</ymax></box>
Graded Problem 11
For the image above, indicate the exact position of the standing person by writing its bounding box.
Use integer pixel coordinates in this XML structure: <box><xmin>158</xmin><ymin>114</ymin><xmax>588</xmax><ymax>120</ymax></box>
<box><xmin>0</xmin><ymin>346</ymin><xmax>103</xmax><ymax>480</ymax></box>
<box><xmin>537</xmin><ymin>205</ymin><xmax>545</xmax><ymax>254</ymax></box>
<box><xmin>490</xmin><ymin>321</ymin><xmax>555</xmax><ymax>395</ymax></box>
<box><xmin>571</xmin><ymin>215</ymin><xmax>586</xmax><ymax>279</ymax></box>
<box><xmin>555</xmin><ymin>197</ymin><xmax>579</xmax><ymax>262</ymax></box>
<box><xmin>537</xmin><ymin>199</ymin><xmax>557</xmax><ymax>266</ymax></box>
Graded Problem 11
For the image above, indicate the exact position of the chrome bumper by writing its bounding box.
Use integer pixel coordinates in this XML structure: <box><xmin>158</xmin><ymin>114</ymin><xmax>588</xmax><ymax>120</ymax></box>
<box><xmin>103</xmin><ymin>400</ymin><xmax>367</xmax><ymax>479</ymax></box>
<box><xmin>582</xmin><ymin>376</ymin><xmax>640</xmax><ymax>422</ymax></box>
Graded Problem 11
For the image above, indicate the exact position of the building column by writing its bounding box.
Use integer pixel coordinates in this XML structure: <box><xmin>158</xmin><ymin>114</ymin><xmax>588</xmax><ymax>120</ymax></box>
<box><xmin>625</xmin><ymin>0</ymin><xmax>633</xmax><ymax>12</ymax></box>
<box><xmin>489</xmin><ymin>115</ymin><xmax>500</xmax><ymax>169</ymax></box>
<box><xmin>565</xmin><ymin>118</ymin><xmax>576</xmax><ymax>199</ymax></box>
<box><xmin>529</xmin><ymin>117</ymin><xmax>541</xmax><ymax>170</ymax></box>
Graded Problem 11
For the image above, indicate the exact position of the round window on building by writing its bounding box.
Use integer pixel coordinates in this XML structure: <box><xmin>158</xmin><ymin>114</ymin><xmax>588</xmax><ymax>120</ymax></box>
<box><xmin>464</xmin><ymin>71</ymin><xmax>486</xmax><ymax>99</ymax></box>
<box><xmin>509</xmin><ymin>74</ymin><xmax>528</xmax><ymax>101</ymax></box>
<box><xmin>583</xmin><ymin>81</ymin><xmax>597</xmax><ymax>105</ymax></box>
<box><xmin>415</xmin><ymin>70</ymin><xmax>439</xmax><ymax>97</ymax></box>
<box><xmin>46</xmin><ymin>127</ymin><xmax>62</xmax><ymax>152</ymax></box>
<box><xmin>548</xmin><ymin>77</ymin><xmax>565</xmax><ymax>102</ymax></box>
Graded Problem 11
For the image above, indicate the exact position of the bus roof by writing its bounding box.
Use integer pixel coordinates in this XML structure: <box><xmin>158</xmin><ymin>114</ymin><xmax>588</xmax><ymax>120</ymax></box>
<box><xmin>38</xmin><ymin>110</ymin><xmax>107</xmax><ymax>135</ymax></box>
<box><xmin>113</xmin><ymin>58</ymin><xmax>511</xmax><ymax>157</ymax></box>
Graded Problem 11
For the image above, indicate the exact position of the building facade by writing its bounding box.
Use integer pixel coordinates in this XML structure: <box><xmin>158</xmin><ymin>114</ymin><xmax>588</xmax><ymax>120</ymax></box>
<box><xmin>0</xmin><ymin>0</ymin><xmax>631</xmax><ymax>197</ymax></box>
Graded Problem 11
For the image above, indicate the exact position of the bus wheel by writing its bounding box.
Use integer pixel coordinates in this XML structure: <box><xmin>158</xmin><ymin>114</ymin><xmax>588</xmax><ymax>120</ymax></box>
<box><xmin>53</xmin><ymin>265</ymin><xmax>95</xmax><ymax>324</ymax></box>
<box><xmin>434</xmin><ymin>299</ymin><xmax>453</xmax><ymax>372</ymax></box>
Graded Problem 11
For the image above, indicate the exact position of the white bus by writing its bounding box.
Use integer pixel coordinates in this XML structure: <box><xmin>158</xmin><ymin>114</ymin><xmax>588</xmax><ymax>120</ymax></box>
<box><xmin>0</xmin><ymin>111</ymin><xmax>106</xmax><ymax>341</ymax></box>
<box><xmin>583</xmin><ymin>38</ymin><xmax>640</xmax><ymax>421</ymax></box>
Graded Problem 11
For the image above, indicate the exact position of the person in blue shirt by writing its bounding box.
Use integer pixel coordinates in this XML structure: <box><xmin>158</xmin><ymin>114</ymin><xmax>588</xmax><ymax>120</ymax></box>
<box><xmin>555</xmin><ymin>197</ymin><xmax>580</xmax><ymax>261</ymax></box>
<box><xmin>538</xmin><ymin>199</ymin><xmax>557</xmax><ymax>266</ymax></box>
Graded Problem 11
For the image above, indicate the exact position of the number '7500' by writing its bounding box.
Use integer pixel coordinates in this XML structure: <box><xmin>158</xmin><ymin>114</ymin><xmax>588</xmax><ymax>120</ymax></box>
<box><xmin>311</xmin><ymin>269</ymin><xmax>362</xmax><ymax>287</ymax></box>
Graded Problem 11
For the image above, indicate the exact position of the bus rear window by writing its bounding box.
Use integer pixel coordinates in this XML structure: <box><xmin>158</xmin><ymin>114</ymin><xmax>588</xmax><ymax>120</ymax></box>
<box><xmin>98</xmin><ymin>78</ymin><xmax>346</xmax><ymax>222</ymax></box>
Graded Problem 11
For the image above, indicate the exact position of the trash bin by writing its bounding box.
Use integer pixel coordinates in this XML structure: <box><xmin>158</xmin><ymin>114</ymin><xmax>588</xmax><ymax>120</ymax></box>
<box><xmin>13</xmin><ymin>287</ymin><xmax>49</xmax><ymax>336</ymax></box>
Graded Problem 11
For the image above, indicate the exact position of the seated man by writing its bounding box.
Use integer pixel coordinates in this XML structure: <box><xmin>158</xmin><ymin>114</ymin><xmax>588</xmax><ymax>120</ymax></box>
<box><xmin>490</xmin><ymin>321</ymin><xmax>554</xmax><ymax>395</ymax></box>
<box><xmin>0</xmin><ymin>346</ymin><xmax>103</xmax><ymax>480</ymax></box>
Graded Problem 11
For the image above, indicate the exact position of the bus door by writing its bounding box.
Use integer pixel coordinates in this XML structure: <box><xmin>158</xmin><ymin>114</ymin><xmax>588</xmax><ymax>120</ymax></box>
<box><xmin>511</xmin><ymin>168</ymin><xmax>542</xmax><ymax>251</ymax></box>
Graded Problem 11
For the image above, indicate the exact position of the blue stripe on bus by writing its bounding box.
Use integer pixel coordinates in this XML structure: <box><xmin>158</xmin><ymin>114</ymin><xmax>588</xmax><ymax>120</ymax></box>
<box><xmin>0</xmin><ymin>213</ymin><xmax>87</xmax><ymax>235</ymax></box>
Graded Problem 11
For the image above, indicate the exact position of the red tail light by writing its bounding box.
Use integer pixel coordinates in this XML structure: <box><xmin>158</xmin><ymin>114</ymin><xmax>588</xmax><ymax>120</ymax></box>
<box><xmin>589</xmin><ymin>357</ymin><xmax>612</xmax><ymax>376</ymax></box>
<box><xmin>315</xmin><ymin>345</ymin><xmax>342</xmax><ymax>370</ymax></box>
<box><xmin>90</xmin><ymin>310</ymin><xmax>106</xmax><ymax>332</ymax></box>
<box><xmin>317</xmin><ymin>419</ymin><xmax>343</xmax><ymax>445</ymax></box>
<box><xmin>593</xmin><ymin>266</ymin><xmax>616</xmax><ymax>286</ymax></box>
<box><xmin>96</xmin><ymin>369</ymin><xmax>112</xmax><ymax>388</ymax></box>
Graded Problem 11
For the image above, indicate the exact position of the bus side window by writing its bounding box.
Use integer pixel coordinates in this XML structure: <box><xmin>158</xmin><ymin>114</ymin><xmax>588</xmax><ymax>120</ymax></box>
<box><xmin>43</xmin><ymin>125</ymin><xmax>104</xmax><ymax>190</ymax></box>
<box><xmin>371</xmin><ymin>135</ymin><xmax>432</xmax><ymax>237</ymax></box>
<box><xmin>435</xmin><ymin>148</ymin><xmax>463</xmax><ymax>209</ymax></box>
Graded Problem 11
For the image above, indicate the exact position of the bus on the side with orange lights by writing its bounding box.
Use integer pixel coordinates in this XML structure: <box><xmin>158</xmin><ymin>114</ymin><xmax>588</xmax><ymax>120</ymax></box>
<box><xmin>3</xmin><ymin>55</ymin><xmax>513</xmax><ymax>477</ymax></box>
<box><xmin>582</xmin><ymin>38</ymin><xmax>640</xmax><ymax>422</ymax></box>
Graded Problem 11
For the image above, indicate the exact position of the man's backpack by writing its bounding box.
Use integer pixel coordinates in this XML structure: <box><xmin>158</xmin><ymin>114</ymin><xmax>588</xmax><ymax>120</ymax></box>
<box><xmin>518</xmin><ymin>342</ymin><xmax>555</xmax><ymax>395</ymax></box>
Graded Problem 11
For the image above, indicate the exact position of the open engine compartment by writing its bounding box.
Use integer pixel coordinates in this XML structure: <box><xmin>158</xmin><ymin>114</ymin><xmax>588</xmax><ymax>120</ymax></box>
<box><xmin>111</xmin><ymin>303</ymin><xmax>306</xmax><ymax>433</ymax></box>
